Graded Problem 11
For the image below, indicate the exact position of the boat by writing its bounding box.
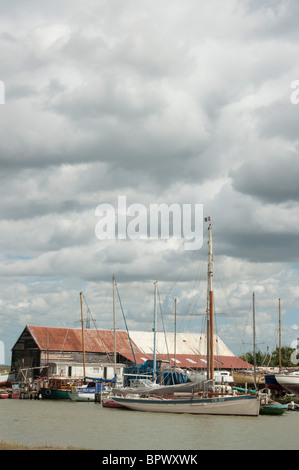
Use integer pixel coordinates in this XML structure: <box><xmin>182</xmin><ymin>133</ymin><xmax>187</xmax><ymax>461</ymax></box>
<box><xmin>267</xmin><ymin>298</ymin><xmax>299</xmax><ymax>395</ymax></box>
<box><xmin>274</xmin><ymin>372</ymin><xmax>299</xmax><ymax>395</ymax></box>
<box><xmin>187</xmin><ymin>369</ymin><xmax>233</xmax><ymax>384</ymax></box>
<box><xmin>0</xmin><ymin>370</ymin><xmax>16</xmax><ymax>387</ymax></box>
<box><xmin>265</xmin><ymin>374</ymin><xmax>284</xmax><ymax>392</ymax></box>
<box><xmin>69</xmin><ymin>288</ymin><xmax>123</xmax><ymax>403</ymax></box>
<box><xmin>69</xmin><ymin>375</ymin><xmax>117</xmax><ymax>402</ymax></box>
<box><xmin>69</xmin><ymin>381</ymin><xmax>98</xmax><ymax>401</ymax></box>
<box><xmin>232</xmin><ymin>370</ymin><xmax>265</xmax><ymax>386</ymax></box>
<box><xmin>102</xmin><ymin>400</ymin><xmax>126</xmax><ymax>409</ymax></box>
<box><xmin>258</xmin><ymin>389</ymin><xmax>288</xmax><ymax>415</ymax></box>
<box><xmin>264</xmin><ymin>302</ymin><xmax>287</xmax><ymax>393</ymax></box>
<box><xmin>123</xmin><ymin>361</ymin><xmax>190</xmax><ymax>389</ymax></box>
<box><xmin>112</xmin><ymin>393</ymin><xmax>260</xmax><ymax>416</ymax></box>
<box><xmin>259</xmin><ymin>403</ymin><xmax>288</xmax><ymax>415</ymax></box>
<box><xmin>104</xmin><ymin>375</ymin><xmax>211</xmax><ymax>408</ymax></box>
<box><xmin>0</xmin><ymin>389</ymin><xmax>9</xmax><ymax>398</ymax></box>
<box><xmin>39</xmin><ymin>377</ymin><xmax>83</xmax><ymax>399</ymax></box>
<box><xmin>232</xmin><ymin>386</ymin><xmax>257</xmax><ymax>395</ymax></box>
<box><xmin>112</xmin><ymin>377</ymin><xmax>211</xmax><ymax>397</ymax></box>
<box><xmin>233</xmin><ymin>293</ymin><xmax>266</xmax><ymax>388</ymax></box>
<box><xmin>286</xmin><ymin>400</ymin><xmax>299</xmax><ymax>411</ymax></box>
<box><xmin>234</xmin><ymin>294</ymin><xmax>286</xmax><ymax>417</ymax></box>
<box><xmin>9</xmin><ymin>383</ymin><xmax>20</xmax><ymax>399</ymax></box>
<box><xmin>110</xmin><ymin>222</ymin><xmax>260</xmax><ymax>417</ymax></box>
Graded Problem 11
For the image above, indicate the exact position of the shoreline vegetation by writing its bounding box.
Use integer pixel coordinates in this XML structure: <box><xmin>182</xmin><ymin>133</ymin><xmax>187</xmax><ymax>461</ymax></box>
<box><xmin>0</xmin><ymin>440</ymin><xmax>88</xmax><ymax>450</ymax></box>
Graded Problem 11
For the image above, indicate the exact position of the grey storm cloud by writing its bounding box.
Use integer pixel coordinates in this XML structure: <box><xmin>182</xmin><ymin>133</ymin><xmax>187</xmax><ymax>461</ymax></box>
<box><xmin>1</xmin><ymin>0</ymin><xmax>299</xmax><ymax>363</ymax></box>
<box><xmin>230</xmin><ymin>153</ymin><xmax>299</xmax><ymax>204</ymax></box>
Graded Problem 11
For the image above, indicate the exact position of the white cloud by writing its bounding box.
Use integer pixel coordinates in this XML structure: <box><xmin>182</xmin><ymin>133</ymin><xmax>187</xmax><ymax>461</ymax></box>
<box><xmin>1</xmin><ymin>0</ymin><xmax>299</xmax><ymax>363</ymax></box>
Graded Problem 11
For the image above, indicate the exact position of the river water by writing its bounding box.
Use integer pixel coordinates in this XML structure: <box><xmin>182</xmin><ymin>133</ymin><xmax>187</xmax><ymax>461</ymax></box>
<box><xmin>0</xmin><ymin>398</ymin><xmax>298</xmax><ymax>451</ymax></box>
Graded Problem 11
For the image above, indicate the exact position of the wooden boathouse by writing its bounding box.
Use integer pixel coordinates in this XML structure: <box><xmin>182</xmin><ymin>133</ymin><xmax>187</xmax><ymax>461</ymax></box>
<box><xmin>11</xmin><ymin>325</ymin><xmax>142</xmax><ymax>381</ymax></box>
<box><xmin>10</xmin><ymin>325</ymin><xmax>252</xmax><ymax>381</ymax></box>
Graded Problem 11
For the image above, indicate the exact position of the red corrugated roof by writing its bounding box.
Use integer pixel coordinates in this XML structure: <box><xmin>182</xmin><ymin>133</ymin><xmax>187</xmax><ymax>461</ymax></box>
<box><xmin>123</xmin><ymin>352</ymin><xmax>253</xmax><ymax>370</ymax></box>
<box><xmin>27</xmin><ymin>325</ymin><xmax>141</xmax><ymax>356</ymax></box>
<box><xmin>25</xmin><ymin>325</ymin><xmax>252</xmax><ymax>370</ymax></box>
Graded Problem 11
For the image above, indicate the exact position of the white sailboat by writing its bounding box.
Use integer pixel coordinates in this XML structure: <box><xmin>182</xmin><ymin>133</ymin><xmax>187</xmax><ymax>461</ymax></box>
<box><xmin>111</xmin><ymin>393</ymin><xmax>260</xmax><ymax>415</ymax></box>
<box><xmin>69</xmin><ymin>292</ymin><xmax>93</xmax><ymax>401</ymax></box>
<box><xmin>274</xmin><ymin>372</ymin><xmax>299</xmax><ymax>395</ymax></box>
<box><xmin>274</xmin><ymin>298</ymin><xmax>299</xmax><ymax>395</ymax></box>
<box><xmin>69</xmin><ymin>285</ymin><xmax>121</xmax><ymax>402</ymax></box>
<box><xmin>232</xmin><ymin>293</ymin><xmax>266</xmax><ymax>387</ymax></box>
<box><xmin>69</xmin><ymin>382</ymin><xmax>96</xmax><ymax>402</ymax></box>
<box><xmin>112</xmin><ymin>222</ymin><xmax>260</xmax><ymax>416</ymax></box>
<box><xmin>68</xmin><ymin>292</ymin><xmax>110</xmax><ymax>402</ymax></box>
<box><xmin>0</xmin><ymin>370</ymin><xmax>16</xmax><ymax>387</ymax></box>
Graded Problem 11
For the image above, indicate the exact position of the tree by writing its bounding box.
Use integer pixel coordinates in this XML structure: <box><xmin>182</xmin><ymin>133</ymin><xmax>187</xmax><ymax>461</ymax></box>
<box><xmin>268</xmin><ymin>346</ymin><xmax>297</xmax><ymax>368</ymax></box>
<box><xmin>239</xmin><ymin>346</ymin><xmax>296</xmax><ymax>368</ymax></box>
<box><xmin>239</xmin><ymin>351</ymin><xmax>265</xmax><ymax>367</ymax></box>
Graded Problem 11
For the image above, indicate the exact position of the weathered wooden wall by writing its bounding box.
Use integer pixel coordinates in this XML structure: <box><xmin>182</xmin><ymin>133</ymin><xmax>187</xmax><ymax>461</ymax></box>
<box><xmin>11</xmin><ymin>326</ymin><xmax>131</xmax><ymax>374</ymax></box>
<box><xmin>11</xmin><ymin>327</ymin><xmax>40</xmax><ymax>370</ymax></box>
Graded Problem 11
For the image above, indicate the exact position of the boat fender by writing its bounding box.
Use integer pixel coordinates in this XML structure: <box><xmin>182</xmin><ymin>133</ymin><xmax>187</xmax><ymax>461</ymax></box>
<box><xmin>46</xmin><ymin>389</ymin><xmax>51</xmax><ymax>396</ymax></box>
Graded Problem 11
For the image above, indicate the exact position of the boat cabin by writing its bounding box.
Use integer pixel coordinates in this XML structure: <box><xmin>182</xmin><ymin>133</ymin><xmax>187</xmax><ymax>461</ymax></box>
<box><xmin>47</xmin><ymin>361</ymin><xmax>124</xmax><ymax>382</ymax></box>
<box><xmin>47</xmin><ymin>377</ymin><xmax>83</xmax><ymax>390</ymax></box>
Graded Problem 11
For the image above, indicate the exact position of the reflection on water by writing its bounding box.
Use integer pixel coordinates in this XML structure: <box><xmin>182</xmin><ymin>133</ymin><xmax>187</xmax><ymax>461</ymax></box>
<box><xmin>1</xmin><ymin>399</ymin><xmax>299</xmax><ymax>450</ymax></box>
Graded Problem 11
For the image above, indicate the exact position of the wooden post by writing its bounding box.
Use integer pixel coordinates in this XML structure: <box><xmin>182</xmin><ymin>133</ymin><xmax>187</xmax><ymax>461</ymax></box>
<box><xmin>113</xmin><ymin>276</ymin><xmax>117</xmax><ymax>377</ymax></box>
<box><xmin>208</xmin><ymin>224</ymin><xmax>214</xmax><ymax>382</ymax></box>
<box><xmin>279</xmin><ymin>298</ymin><xmax>281</xmax><ymax>370</ymax></box>
<box><xmin>80</xmin><ymin>292</ymin><xmax>86</xmax><ymax>379</ymax></box>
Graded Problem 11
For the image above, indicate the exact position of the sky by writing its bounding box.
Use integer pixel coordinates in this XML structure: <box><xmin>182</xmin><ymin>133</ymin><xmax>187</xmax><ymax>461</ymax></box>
<box><xmin>1</xmin><ymin>0</ymin><xmax>299</xmax><ymax>365</ymax></box>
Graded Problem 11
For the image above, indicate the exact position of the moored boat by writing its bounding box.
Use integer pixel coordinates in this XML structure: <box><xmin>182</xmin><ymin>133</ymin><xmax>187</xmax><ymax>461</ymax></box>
<box><xmin>111</xmin><ymin>393</ymin><xmax>260</xmax><ymax>416</ymax></box>
<box><xmin>109</xmin><ymin>223</ymin><xmax>260</xmax><ymax>417</ymax></box>
<box><xmin>259</xmin><ymin>393</ymin><xmax>288</xmax><ymax>416</ymax></box>
<box><xmin>0</xmin><ymin>389</ymin><xmax>9</xmax><ymax>398</ymax></box>
<box><xmin>40</xmin><ymin>377</ymin><xmax>83</xmax><ymax>399</ymax></box>
<box><xmin>286</xmin><ymin>401</ymin><xmax>299</xmax><ymax>411</ymax></box>
<box><xmin>102</xmin><ymin>400</ymin><xmax>126</xmax><ymax>409</ymax></box>
<box><xmin>265</xmin><ymin>374</ymin><xmax>284</xmax><ymax>392</ymax></box>
<box><xmin>9</xmin><ymin>383</ymin><xmax>20</xmax><ymax>398</ymax></box>
<box><xmin>260</xmin><ymin>404</ymin><xmax>288</xmax><ymax>416</ymax></box>
<box><xmin>274</xmin><ymin>373</ymin><xmax>299</xmax><ymax>395</ymax></box>
<box><xmin>232</xmin><ymin>370</ymin><xmax>265</xmax><ymax>386</ymax></box>
<box><xmin>69</xmin><ymin>383</ymin><xmax>96</xmax><ymax>401</ymax></box>
<box><xmin>69</xmin><ymin>375</ymin><xmax>118</xmax><ymax>402</ymax></box>
<box><xmin>0</xmin><ymin>370</ymin><xmax>16</xmax><ymax>387</ymax></box>
<box><xmin>259</xmin><ymin>403</ymin><xmax>288</xmax><ymax>415</ymax></box>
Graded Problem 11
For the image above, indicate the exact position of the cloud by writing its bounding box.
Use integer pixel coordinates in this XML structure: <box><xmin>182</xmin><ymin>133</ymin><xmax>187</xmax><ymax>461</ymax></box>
<box><xmin>1</xmin><ymin>0</ymin><xmax>299</xmax><ymax>363</ymax></box>
<box><xmin>231</xmin><ymin>153</ymin><xmax>299</xmax><ymax>204</ymax></box>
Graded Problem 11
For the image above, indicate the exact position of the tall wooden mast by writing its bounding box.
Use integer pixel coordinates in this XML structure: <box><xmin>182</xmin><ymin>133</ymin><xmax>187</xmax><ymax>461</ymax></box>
<box><xmin>113</xmin><ymin>275</ymin><xmax>117</xmax><ymax>377</ymax></box>
<box><xmin>80</xmin><ymin>291</ymin><xmax>86</xmax><ymax>379</ymax></box>
<box><xmin>174</xmin><ymin>297</ymin><xmax>177</xmax><ymax>366</ymax></box>
<box><xmin>208</xmin><ymin>224</ymin><xmax>214</xmax><ymax>381</ymax></box>
<box><xmin>253</xmin><ymin>292</ymin><xmax>257</xmax><ymax>389</ymax></box>
<box><xmin>279</xmin><ymin>298</ymin><xmax>281</xmax><ymax>370</ymax></box>
<box><xmin>153</xmin><ymin>281</ymin><xmax>158</xmax><ymax>382</ymax></box>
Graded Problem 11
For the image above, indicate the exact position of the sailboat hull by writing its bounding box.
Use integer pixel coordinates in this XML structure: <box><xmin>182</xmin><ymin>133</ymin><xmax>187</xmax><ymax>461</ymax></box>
<box><xmin>275</xmin><ymin>374</ymin><xmax>299</xmax><ymax>395</ymax></box>
<box><xmin>232</xmin><ymin>372</ymin><xmax>265</xmax><ymax>386</ymax></box>
<box><xmin>69</xmin><ymin>391</ymin><xmax>95</xmax><ymax>401</ymax></box>
<box><xmin>112</xmin><ymin>395</ymin><xmax>260</xmax><ymax>416</ymax></box>
<box><xmin>40</xmin><ymin>388</ymin><xmax>71</xmax><ymax>399</ymax></box>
